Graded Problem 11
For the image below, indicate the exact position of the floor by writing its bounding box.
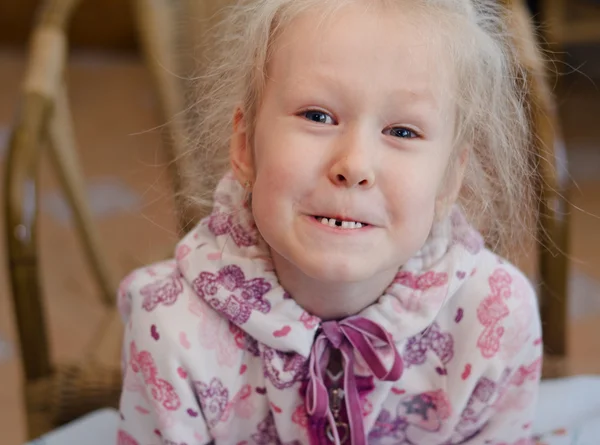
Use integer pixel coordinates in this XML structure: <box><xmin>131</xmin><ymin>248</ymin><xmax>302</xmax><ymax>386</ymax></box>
<box><xmin>0</xmin><ymin>46</ymin><xmax>599</xmax><ymax>444</ymax></box>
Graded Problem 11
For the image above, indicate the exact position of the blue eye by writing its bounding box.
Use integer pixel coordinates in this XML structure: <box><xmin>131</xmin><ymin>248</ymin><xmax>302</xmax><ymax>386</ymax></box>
<box><xmin>301</xmin><ymin>110</ymin><xmax>336</xmax><ymax>125</ymax></box>
<box><xmin>387</xmin><ymin>127</ymin><xmax>419</xmax><ymax>139</ymax></box>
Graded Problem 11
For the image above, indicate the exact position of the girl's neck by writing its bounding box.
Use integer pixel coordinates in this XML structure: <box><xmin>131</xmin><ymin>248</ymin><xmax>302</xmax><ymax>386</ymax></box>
<box><xmin>270</xmin><ymin>250</ymin><xmax>398</xmax><ymax>320</ymax></box>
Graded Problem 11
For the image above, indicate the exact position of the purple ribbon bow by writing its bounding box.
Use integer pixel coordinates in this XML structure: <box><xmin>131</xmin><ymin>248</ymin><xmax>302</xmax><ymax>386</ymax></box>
<box><xmin>305</xmin><ymin>316</ymin><xmax>403</xmax><ymax>444</ymax></box>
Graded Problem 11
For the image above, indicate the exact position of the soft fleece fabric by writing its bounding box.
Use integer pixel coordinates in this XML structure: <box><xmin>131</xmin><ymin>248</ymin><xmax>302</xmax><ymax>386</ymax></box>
<box><xmin>117</xmin><ymin>173</ymin><xmax>542</xmax><ymax>445</ymax></box>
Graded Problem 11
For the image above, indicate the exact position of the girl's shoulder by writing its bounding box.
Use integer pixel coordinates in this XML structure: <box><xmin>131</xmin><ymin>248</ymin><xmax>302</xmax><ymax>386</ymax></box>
<box><xmin>117</xmin><ymin>260</ymin><xmax>238</xmax><ymax>364</ymax></box>
<box><xmin>446</xmin><ymin>246</ymin><xmax>542</xmax><ymax>366</ymax></box>
<box><xmin>462</xmin><ymin>247</ymin><xmax>538</xmax><ymax>310</ymax></box>
<box><xmin>117</xmin><ymin>259</ymin><xmax>184</xmax><ymax>324</ymax></box>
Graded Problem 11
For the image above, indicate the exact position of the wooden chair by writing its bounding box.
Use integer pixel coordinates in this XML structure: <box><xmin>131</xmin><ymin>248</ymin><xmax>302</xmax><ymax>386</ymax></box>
<box><xmin>132</xmin><ymin>0</ymin><xmax>234</xmax><ymax>232</ymax></box>
<box><xmin>3</xmin><ymin>0</ymin><xmax>571</xmax><ymax>440</ymax></box>
<box><xmin>503</xmin><ymin>0</ymin><xmax>571</xmax><ymax>377</ymax></box>
<box><xmin>540</xmin><ymin>0</ymin><xmax>600</xmax><ymax>48</ymax></box>
<box><xmin>132</xmin><ymin>0</ymin><xmax>195</xmax><ymax>234</ymax></box>
<box><xmin>3</xmin><ymin>0</ymin><xmax>122</xmax><ymax>439</ymax></box>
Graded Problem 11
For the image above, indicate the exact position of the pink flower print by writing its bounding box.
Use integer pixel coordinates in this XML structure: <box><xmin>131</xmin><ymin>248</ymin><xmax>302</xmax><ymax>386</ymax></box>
<box><xmin>472</xmin><ymin>377</ymin><xmax>496</xmax><ymax>403</ymax></box>
<box><xmin>292</xmin><ymin>404</ymin><xmax>308</xmax><ymax>428</ymax></box>
<box><xmin>262</xmin><ymin>347</ymin><xmax>307</xmax><ymax>390</ymax></box>
<box><xmin>122</xmin><ymin>362</ymin><xmax>177</xmax><ymax>430</ymax></box>
<box><xmin>251</xmin><ymin>412</ymin><xmax>301</xmax><ymax>445</ymax></box>
<box><xmin>195</xmin><ymin>308</ymin><xmax>258</xmax><ymax>356</ymax></box>
<box><xmin>252</xmin><ymin>412</ymin><xmax>279</xmax><ymax>445</ymax></box>
<box><xmin>231</xmin><ymin>324</ymin><xmax>246</xmax><ymax>348</ymax></box>
<box><xmin>117</xmin><ymin>429</ymin><xmax>139</xmax><ymax>445</ymax></box>
<box><xmin>175</xmin><ymin>244</ymin><xmax>192</xmax><ymax>271</ymax></box>
<box><xmin>299</xmin><ymin>311</ymin><xmax>319</xmax><ymax>329</ymax></box>
<box><xmin>189</xmin><ymin>296</ymin><xmax>241</xmax><ymax>367</ymax></box>
<box><xmin>427</xmin><ymin>326</ymin><xmax>454</xmax><ymax>364</ymax></box>
<box><xmin>500</xmin><ymin>274</ymin><xmax>535</xmax><ymax>360</ymax></box>
<box><xmin>451</xmin><ymin>370</ymin><xmax>512</xmax><ymax>441</ymax></box>
<box><xmin>403</xmin><ymin>340</ymin><xmax>428</xmax><ymax>367</ymax></box>
<box><xmin>202</xmin><ymin>318</ymin><xmax>239</xmax><ymax>367</ymax></box>
<box><xmin>194</xmin><ymin>378</ymin><xmax>229</xmax><ymax>428</ymax></box>
<box><xmin>369</xmin><ymin>410</ymin><xmax>412</xmax><ymax>444</ymax></box>
<box><xmin>246</xmin><ymin>336</ymin><xmax>261</xmax><ymax>357</ymax></box>
<box><xmin>427</xmin><ymin>389</ymin><xmax>452</xmax><ymax>420</ymax></box>
<box><xmin>123</xmin><ymin>362</ymin><xmax>147</xmax><ymax>394</ymax></box>
<box><xmin>188</xmin><ymin>296</ymin><xmax>207</xmax><ymax>317</ymax></box>
<box><xmin>129</xmin><ymin>342</ymin><xmax>181</xmax><ymax>411</ymax></box>
<box><xmin>510</xmin><ymin>357</ymin><xmax>542</xmax><ymax>386</ymax></box>
<box><xmin>221</xmin><ymin>384</ymin><xmax>255</xmax><ymax>421</ymax></box>
<box><xmin>141</xmin><ymin>272</ymin><xmax>184</xmax><ymax>312</ymax></box>
<box><xmin>394</xmin><ymin>271</ymin><xmax>448</xmax><ymax>290</ymax></box>
<box><xmin>461</xmin><ymin>377</ymin><xmax>498</xmax><ymax>424</ymax></box>
<box><xmin>397</xmin><ymin>391</ymin><xmax>448</xmax><ymax>432</ymax></box>
<box><xmin>398</xmin><ymin>291</ymin><xmax>422</xmax><ymax>313</ymax></box>
<box><xmin>122</xmin><ymin>358</ymin><xmax>160</xmax><ymax>419</ymax></box>
<box><xmin>175</xmin><ymin>244</ymin><xmax>191</xmax><ymax>260</ymax></box>
<box><xmin>500</xmin><ymin>302</ymin><xmax>533</xmax><ymax>361</ymax></box>
<box><xmin>403</xmin><ymin>323</ymin><xmax>454</xmax><ymax>368</ymax></box>
<box><xmin>491</xmin><ymin>359</ymin><xmax>541</xmax><ymax>414</ymax></box>
<box><xmin>495</xmin><ymin>387</ymin><xmax>534</xmax><ymax>413</ymax></box>
<box><xmin>476</xmin><ymin>269</ymin><xmax>513</xmax><ymax>358</ymax></box>
<box><xmin>192</xmin><ymin>265</ymin><xmax>272</xmax><ymax>325</ymax></box>
<box><xmin>207</xmin><ymin>210</ymin><xmax>257</xmax><ymax>247</ymax></box>
<box><xmin>370</xmin><ymin>391</ymin><xmax>451</xmax><ymax>444</ymax></box>
<box><xmin>393</xmin><ymin>271</ymin><xmax>449</xmax><ymax>312</ymax></box>
<box><xmin>229</xmin><ymin>323</ymin><xmax>260</xmax><ymax>356</ymax></box>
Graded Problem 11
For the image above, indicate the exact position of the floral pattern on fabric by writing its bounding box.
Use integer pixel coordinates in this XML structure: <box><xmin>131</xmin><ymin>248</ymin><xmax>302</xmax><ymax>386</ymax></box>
<box><xmin>192</xmin><ymin>265</ymin><xmax>272</xmax><ymax>325</ymax></box>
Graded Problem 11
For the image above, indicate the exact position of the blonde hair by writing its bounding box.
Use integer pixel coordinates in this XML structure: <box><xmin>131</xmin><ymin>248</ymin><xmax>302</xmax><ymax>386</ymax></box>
<box><xmin>183</xmin><ymin>0</ymin><xmax>536</xmax><ymax>257</ymax></box>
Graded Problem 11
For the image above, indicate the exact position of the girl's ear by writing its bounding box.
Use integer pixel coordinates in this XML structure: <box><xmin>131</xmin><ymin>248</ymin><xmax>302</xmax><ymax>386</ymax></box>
<box><xmin>435</xmin><ymin>144</ymin><xmax>470</xmax><ymax>220</ymax></box>
<box><xmin>230</xmin><ymin>107</ymin><xmax>255</xmax><ymax>185</ymax></box>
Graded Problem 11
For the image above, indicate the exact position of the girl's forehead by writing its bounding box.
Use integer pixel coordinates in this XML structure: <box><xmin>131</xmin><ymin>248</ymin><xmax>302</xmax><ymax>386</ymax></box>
<box><xmin>267</xmin><ymin>2</ymin><xmax>455</xmax><ymax>110</ymax></box>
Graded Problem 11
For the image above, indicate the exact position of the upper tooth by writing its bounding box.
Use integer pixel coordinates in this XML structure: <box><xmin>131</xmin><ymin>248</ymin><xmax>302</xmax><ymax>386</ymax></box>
<box><xmin>318</xmin><ymin>217</ymin><xmax>364</xmax><ymax>229</ymax></box>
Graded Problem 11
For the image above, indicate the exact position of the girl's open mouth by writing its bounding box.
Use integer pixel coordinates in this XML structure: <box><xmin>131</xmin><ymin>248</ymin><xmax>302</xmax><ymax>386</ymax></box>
<box><xmin>312</xmin><ymin>215</ymin><xmax>369</xmax><ymax>230</ymax></box>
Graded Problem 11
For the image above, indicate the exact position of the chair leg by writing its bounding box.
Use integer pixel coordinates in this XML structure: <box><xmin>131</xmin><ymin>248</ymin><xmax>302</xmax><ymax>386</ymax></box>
<box><xmin>539</xmin><ymin>179</ymin><xmax>571</xmax><ymax>377</ymax></box>
<box><xmin>46</xmin><ymin>84</ymin><xmax>116</xmax><ymax>306</ymax></box>
<box><xmin>503</xmin><ymin>0</ymin><xmax>571</xmax><ymax>378</ymax></box>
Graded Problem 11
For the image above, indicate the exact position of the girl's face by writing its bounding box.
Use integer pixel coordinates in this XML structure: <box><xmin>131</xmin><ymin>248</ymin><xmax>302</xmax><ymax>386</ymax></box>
<box><xmin>232</xmin><ymin>3</ymin><xmax>464</xmax><ymax>285</ymax></box>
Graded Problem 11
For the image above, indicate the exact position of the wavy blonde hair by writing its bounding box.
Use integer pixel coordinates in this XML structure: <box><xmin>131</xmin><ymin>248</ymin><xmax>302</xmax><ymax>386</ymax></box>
<box><xmin>182</xmin><ymin>0</ymin><xmax>537</xmax><ymax>257</ymax></box>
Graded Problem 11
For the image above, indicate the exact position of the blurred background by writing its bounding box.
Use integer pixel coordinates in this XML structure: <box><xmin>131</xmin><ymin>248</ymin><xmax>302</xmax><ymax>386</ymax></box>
<box><xmin>0</xmin><ymin>0</ymin><xmax>599</xmax><ymax>444</ymax></box>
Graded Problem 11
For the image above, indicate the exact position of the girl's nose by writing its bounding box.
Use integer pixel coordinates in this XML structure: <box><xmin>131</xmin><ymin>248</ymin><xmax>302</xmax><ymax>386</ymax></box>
<box><xmin>328</xmin><ymin>130</ymin><xmax>376</xmax><ymax>189</ymax></box>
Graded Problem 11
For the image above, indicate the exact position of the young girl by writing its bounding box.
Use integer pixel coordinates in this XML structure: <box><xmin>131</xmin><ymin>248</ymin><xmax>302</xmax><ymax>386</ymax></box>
<box><xmin>117</xmin><ymin>0</ymin><xmax>543</xmax><ymax>443</ymax></box>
